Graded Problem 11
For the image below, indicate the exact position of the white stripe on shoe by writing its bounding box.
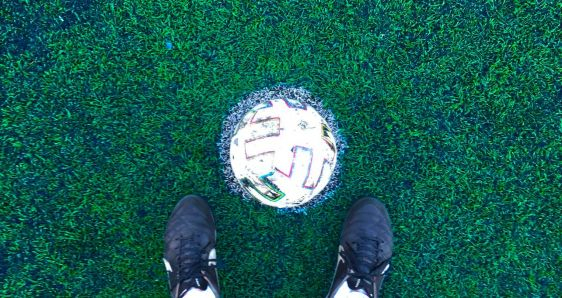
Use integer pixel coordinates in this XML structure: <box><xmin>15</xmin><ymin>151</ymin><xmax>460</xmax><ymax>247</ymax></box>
<box><xmin>163</xmin><ymin>258</ymin><xmax>173</xmax><ymax>272</ymax></box>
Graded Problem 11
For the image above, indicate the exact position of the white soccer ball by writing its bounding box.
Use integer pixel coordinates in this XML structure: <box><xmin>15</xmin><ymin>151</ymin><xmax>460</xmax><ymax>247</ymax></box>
<box><xmin>229</xmin><ymin>98</ymin><xmax>338</xmax><ymax>208</ymax></box>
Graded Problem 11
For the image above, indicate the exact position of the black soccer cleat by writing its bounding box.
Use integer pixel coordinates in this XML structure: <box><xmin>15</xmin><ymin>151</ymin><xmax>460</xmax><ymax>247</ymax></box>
<box><xmin>326</xmin><ymin>197</ymin><xmax>394</xmax><ymax>298</ymax></box>
<box><xmin>163</xmin><ymin>195</ymin><xmax>220</xmax><ymax>298</ymax></box>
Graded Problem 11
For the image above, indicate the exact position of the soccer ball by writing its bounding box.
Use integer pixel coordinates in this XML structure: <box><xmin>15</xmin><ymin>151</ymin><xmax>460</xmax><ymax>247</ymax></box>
<box><xmin>229</xmin><ymin>97</ymin><xmax>338</xmax><ymax>208</ymax></box>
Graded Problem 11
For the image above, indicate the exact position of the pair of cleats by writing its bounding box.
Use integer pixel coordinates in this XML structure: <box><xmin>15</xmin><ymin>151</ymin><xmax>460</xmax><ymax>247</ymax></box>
<box><xmin>163</xmin><ymin>195</ymin><xmax>393</xmax><ymax>298</ymax></box>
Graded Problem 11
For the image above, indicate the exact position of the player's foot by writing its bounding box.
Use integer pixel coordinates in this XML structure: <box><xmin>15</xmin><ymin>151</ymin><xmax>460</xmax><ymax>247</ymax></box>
<box><xmin>326</xmin><ymin>197</ymin><xmax>394</xmax><ymax>298</ymax></box>
<box><xmin>163</xmin><ymin>195</ymin><xmax>219</xmax><ymax>298</ymax></box>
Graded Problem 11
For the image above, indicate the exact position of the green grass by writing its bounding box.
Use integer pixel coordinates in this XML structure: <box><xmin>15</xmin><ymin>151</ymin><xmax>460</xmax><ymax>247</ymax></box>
<box><xmin>1</xmin><ymin>0</ymin><xmax>561</xmax><ymax>296</ymax></box>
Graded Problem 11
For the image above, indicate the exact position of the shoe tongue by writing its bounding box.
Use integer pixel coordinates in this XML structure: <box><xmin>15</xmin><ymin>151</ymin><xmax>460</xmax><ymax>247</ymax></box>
<box><xmin>193</xmin><ymin>277</ymin><xmax>208</xmax><ymax>290</ymax></box>
<box><xmin>180</xmin><ymin>276</ymin><xmax>208</xmax><ymax>293</ymax></box>
<box><xmin>347</xmin><ymin>277</ymin><xmax>360</xmax><ymax>290</ymax></box>
<box><xmin>347</xmin><ymin>277</ymin><xmax>371</xmax><ymax>294</ymax></box>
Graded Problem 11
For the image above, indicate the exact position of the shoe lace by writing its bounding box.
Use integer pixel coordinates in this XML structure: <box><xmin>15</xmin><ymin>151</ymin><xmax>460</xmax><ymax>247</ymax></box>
<box><xmin>342</xmin><ymin>237</ymin><xmax>387</xmax><ymax>291</ymax></box>
<box><xmin>176</xmin><ymin>234</ymin><xmax>214</xmax><ymax>290</ymax></box>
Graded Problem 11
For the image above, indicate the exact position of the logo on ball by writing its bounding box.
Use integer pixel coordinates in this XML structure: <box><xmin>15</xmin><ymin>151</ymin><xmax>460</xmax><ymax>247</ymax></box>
<box><xmin>229</xmin><ymin>98</ymin><xmax>338</xmax><ymax>208</ymax></box>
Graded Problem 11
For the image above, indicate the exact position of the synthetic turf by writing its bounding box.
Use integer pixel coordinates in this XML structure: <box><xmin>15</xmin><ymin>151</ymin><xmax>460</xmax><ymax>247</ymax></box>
<box><xmin>1</xmin><ymin>1</ymin><xmax>560</xmax><ymax>296</ymax></box>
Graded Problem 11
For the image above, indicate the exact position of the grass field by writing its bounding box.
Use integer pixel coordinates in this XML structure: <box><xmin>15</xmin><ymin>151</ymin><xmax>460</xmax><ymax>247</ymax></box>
<box><xmin>1</xmin><ymin>0</ymin><xmax>561</xmax><ymax>297</ymax></box>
